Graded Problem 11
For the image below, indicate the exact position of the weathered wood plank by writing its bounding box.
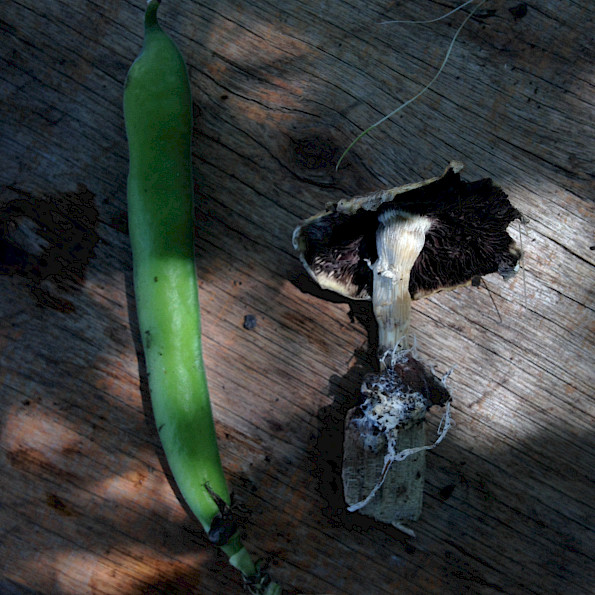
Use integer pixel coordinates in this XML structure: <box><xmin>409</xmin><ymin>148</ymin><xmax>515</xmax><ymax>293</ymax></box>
<box><xmin>1</xmin><ymin>0</ymin><xmax>593</xmax><ymax>593</ymax></box>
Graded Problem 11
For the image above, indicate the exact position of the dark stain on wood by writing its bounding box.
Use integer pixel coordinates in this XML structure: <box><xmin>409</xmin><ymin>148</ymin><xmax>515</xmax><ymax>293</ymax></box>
<box><xmin>6</xmin><ymin>447</ymin><xmax>80</xmax><ymax>483</ymax></box>
<box><xmin>509</xmin><ymin>3</ymin><xmax>529</xmax><ymax>20</ymax></box>
<box><xmin>45</xmin><ymin>492</ymin><xmax>75</xmax><ymax>517</ymax></box>
<box><xmin>438</xmin><ymin>483</ymin><xmax>457</xmax><ymax>502</ymax></box>
<box><xmin>0</xmin><ymin>184</ymin><xmax>98</xmax><ymax>311</ymax></box>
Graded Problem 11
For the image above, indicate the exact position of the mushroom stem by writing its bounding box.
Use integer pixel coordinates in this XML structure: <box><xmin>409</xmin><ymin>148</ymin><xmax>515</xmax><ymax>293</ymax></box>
<box><xmin>373</xmin><ymin>210</ymin><xmax>432</xmax><ymax>355</ymax></box>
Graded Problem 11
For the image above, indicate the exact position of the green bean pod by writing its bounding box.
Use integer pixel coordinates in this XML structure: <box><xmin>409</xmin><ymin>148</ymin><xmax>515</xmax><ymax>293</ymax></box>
<box><xmin>124</xmin><ymin>2</ymin><xmax>281</xmax><ymax>591</ymax></box>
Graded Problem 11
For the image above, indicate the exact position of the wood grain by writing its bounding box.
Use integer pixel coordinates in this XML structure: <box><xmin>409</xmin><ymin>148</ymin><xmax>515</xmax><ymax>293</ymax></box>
<box><xmin>1</xmin><ymin>0</ymin><xmax>593</xmax><ymax>593</ymax></box>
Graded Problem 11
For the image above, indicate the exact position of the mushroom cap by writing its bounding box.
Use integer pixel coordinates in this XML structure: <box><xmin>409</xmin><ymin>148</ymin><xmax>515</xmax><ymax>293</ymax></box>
<box><xmin>292</xmin><ymin>162</ymin><xmax>523</xmax><ymax>300</ymax></box>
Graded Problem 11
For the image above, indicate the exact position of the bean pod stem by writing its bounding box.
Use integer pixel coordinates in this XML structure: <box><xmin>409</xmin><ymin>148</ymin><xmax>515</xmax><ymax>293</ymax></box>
<box><xmin>123</xmin><ymin>2</ymin><xmax>281</xmax><ymax>592</ymax></box>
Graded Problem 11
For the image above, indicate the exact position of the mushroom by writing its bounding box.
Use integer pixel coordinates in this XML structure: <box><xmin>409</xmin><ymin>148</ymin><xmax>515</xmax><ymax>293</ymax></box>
<box><xmin>293</xmin><ymin>162</ymin><xmax>523</xmax><ymax>532</ymax></box>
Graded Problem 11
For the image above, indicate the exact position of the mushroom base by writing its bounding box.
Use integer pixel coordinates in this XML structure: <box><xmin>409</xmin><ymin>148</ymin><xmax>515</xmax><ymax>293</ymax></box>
<box><xmin>343</xmin><ymin>409</ymin><xmax>426</xmax><ymax>529</ymax></box>
<box><xmin>342</xmin><ymin>352</ymin><xmax>451</xmax><ymax>533</ymax></box>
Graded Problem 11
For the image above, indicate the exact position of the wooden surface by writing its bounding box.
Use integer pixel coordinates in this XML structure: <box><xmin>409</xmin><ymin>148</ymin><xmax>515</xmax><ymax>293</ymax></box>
<box><xmin>1</xmin><ymin>1</ymin><xmax>593</xmax><ymax>593</ymax></box>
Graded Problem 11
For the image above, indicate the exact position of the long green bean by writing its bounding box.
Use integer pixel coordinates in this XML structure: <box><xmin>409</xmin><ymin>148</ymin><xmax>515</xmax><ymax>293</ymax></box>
<box><xmin>123</xmin><ymin>2</ymin><xmax>281</xmax><ymax>592</ymax></box>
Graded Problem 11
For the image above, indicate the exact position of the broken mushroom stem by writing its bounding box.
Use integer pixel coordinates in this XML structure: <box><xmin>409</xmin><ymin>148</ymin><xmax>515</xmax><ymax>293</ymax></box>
<box><xmin>373</xmin><ymin>209</ymin><xmax>431</xmax><ymax>356</ymax></box>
